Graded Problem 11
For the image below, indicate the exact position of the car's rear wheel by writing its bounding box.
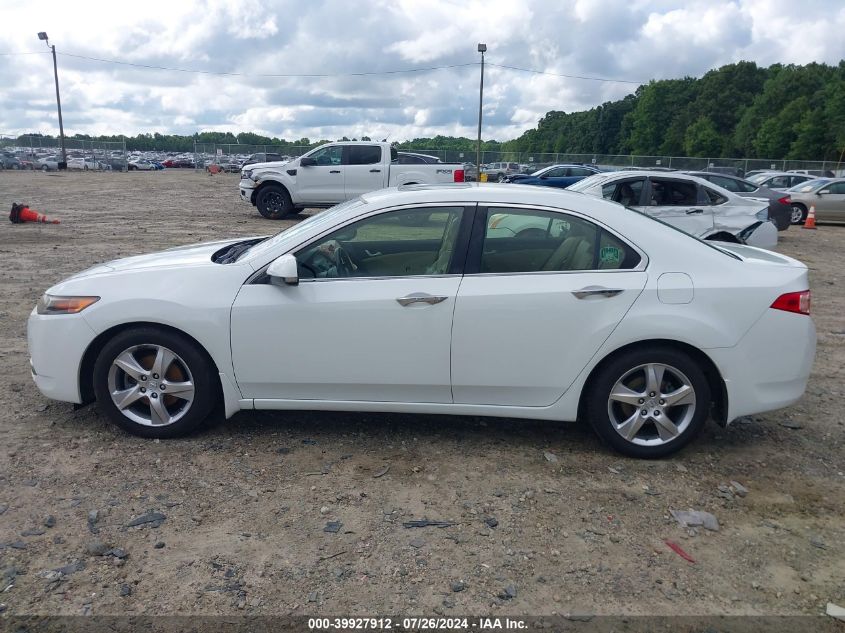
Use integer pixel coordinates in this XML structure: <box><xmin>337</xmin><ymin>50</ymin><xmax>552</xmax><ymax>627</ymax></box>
<box><xmin>586</xmin><ymin>347</ymin><xmax>710</xmax><ymax>458</ymax></box>
<box><xmin>93</xmin><ymin>327</ymin><xmax>218</xmax><ymax>438</ymax></box>
<box><xmin>41</xmin><ymin>165</ymin><xmax>49</xmax><ymax>172</ymax></box>
<box><xmin>497</xmin><ymin>173</ymin><xmax>507</xmax><ymax>183</ymax></box>
<box><xmin>790</xmin><ymin>204</ymin><xmax>807</xmax><ymax>225</ymax></box>
<box><xmin>256</xmin><ymin>185</ymin><xmax>294</xmax><ymax>220</ymax></box>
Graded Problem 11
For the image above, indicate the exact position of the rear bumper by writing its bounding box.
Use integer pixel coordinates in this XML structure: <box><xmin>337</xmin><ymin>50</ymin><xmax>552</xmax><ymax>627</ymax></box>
<box><xmin>742</xmin><ymin>220</ymin><xmax>778</xmax><ymax>249</ymax></box>
<box><xmin>706</xmin><ymin>309</ymin><xmax>816</xmax><ymax>422</ymax></box>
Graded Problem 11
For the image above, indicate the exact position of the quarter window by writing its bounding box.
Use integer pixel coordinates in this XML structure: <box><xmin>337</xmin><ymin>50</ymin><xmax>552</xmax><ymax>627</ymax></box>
<box><xmin>703</xmin><ymin>187</ymin><xmax>728</xmax><ymax>205</ymax></box>
<box><xmin>295</xmin><ymin>207</ymin><xmax>464</xmax><ymax>279</ymax></box>
<box><xmin>480</xmin><ymin>208</ymin><xmax>640</xmax><ymax>273</ymax></box>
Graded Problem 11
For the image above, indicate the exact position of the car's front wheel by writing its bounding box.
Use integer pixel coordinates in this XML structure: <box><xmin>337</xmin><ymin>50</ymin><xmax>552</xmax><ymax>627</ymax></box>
<box><xmin>256</xmin><ymin>184</ymin><xmax>294</xmax><ymax>219</ymax></box>
<box><xmin>790</xmin><ymin>204</ymin><xmax>807</xmax><ymax>225</ymax></box>
<box><xmin>93</xmin><ymin>327</ymin><xmax>218</xmax><ymax>438</ymax></box>
<box><xmin>586</xmin><ymin>347</ymin><xmax>710</xmax><ymax>458</ymax></box>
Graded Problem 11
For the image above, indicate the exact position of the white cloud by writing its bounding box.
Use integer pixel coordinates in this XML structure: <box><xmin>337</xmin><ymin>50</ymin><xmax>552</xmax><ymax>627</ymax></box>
<box><xmin>0</xmin><ymin>0</ymin><xmax>842</xmax><ymax>141</ymax></box>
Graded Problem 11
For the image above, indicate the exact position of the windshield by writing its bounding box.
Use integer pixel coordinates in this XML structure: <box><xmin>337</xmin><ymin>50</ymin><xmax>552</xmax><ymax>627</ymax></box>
<box><xmin>787</xmin><ymin>178</ymin><xmax>830</xmax><ymax>193</ymax></box>
<box><xmin>567</xmin><ymin>173</ymin><xmax>610</xmax><ymax>192</ymax></box>
<box><xmin>242</xmin><ymin>197</ymin><xmax>368</xmax><ymax>259</ymax></box>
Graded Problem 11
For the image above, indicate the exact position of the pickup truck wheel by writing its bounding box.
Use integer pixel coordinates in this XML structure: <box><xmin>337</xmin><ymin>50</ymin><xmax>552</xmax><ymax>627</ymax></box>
<box><xmin>257</xmin><ymin>185</ymin><xmax>294</xmax><ymax>220</ymax></box>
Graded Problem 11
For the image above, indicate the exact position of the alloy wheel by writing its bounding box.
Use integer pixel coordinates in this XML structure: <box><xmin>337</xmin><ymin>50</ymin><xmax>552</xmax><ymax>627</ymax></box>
<box><xmin>107</xmin><ymin>344</ymin><xmax>195</xmax><ymax>427</ymax></box>
<box><xmin>606</xmin><ymin>363</ymin><xmax>696</xmax><ymax>447</ymax></box>
<box><xmin>791</xmin><ymin>205</ymin><xmax>805</xmax><ymax>224</ymax></box>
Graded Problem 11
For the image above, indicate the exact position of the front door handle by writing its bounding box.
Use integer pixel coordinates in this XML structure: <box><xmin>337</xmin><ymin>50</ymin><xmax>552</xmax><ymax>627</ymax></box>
<box><xmin>396</xmin><ymin>293</ymin><xmax>448</xmax><ymax>307</ymax></box>
<box><xmin>685</xmin><ymin>208</ymin><xmax>704</xmax><ymax>214</ymax></box>
<box><xmin>572</xmin><ymin>286</ymin><xmax>624</xmax><ymax>300</ymax></box>
<box><xmin>369</xmin><ymin>169</ymin><xmax>381</xmax><ymax>173</ymax></box>
<box><xmin>329</xmin><ymin>170</ymin><xmax>341</xmax><ymax>174</ymax></box>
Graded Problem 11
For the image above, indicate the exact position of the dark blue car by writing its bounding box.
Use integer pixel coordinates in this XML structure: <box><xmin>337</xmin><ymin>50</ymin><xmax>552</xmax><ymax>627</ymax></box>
<box><xmin>505</xmin><ymin>164</ymin><xmax>603</xmax><ymax>188</ymax></box>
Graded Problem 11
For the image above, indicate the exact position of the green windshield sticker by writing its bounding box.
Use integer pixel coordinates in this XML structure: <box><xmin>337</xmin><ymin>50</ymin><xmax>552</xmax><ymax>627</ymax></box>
<box><xmin>600</xmin><ymin>246</ymin><xmax>621</xmax><ymax>265</ymax></box>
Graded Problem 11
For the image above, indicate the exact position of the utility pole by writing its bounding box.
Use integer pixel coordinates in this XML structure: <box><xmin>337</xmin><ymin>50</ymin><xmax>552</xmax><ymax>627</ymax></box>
<box><xmin>38</xmin><ymin>32</ymin><xmax>67</xmax><ymax>169</ymax></box>
<box><xmin>476</xmin><ymin>43</ymin><xmax>486</xmax><ymax>181</ymax></box>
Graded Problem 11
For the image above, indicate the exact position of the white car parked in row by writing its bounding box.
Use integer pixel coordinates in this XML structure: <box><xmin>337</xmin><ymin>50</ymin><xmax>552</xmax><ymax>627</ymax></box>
<box><xmin>569</xmin><ymin>171</ymin><xmax>778</xmax><ymax>249</ymax></box>
<box><xmin>28</xmin><ymin>184</ymin><xmax>815</xmax><ymax>458</ymax></box>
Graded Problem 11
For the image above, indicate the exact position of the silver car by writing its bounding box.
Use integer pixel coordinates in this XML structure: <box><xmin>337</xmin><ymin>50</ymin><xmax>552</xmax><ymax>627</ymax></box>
<box><xmin>747</xmin><ymin>172</ymin><xmax>813</xmax><ymax>192</ymax></box>
<box><xmin>786</xmin><ymin>178</ymin><xmax>845</xmax><ymax>224</ymax></box>
<box><xmin>568</xmin><ymin>171</ymin><xmax>777</xmax><ymax>249</ymax></box>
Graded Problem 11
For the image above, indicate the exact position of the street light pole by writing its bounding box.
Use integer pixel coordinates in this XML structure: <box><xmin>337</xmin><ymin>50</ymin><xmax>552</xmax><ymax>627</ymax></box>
<box><xmin>476</xmin><ymin>43</ymin><xmax>486</xmax><ymax>181</ymax></box>
<box><xmin>38</xmin><ymin>32</ymin><xmax>67</xmax><ymax>169</ymax></box>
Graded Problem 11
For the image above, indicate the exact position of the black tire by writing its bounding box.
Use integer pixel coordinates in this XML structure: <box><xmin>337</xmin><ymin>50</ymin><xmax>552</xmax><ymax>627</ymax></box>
<box><xmin>256</xmin><ymin>184</ymin><xmax>294</xmax><ymax>220</ymax></box>
<box><xmin>496</xmin><ymin>173</ymin><xmax>507</xmax><ymax>183</ymax></box>
<box><xmin>585</xmin><ymin>346</ymin><xmax>711</xmax><ymax>458</ymax></box>
<box><xmin>93</xmin><ymin>327</ymin><xmax>219</xmax><ymax>439</ymax></box>
<box><xmin>41</xmin><ymin>165</ymin><xmax>49</xmax><ymax>172</ymax></box>
<box><xmin>790</xmin><ymin>204</ymin><xmax>807</xmax><ymax>225</ymax></box>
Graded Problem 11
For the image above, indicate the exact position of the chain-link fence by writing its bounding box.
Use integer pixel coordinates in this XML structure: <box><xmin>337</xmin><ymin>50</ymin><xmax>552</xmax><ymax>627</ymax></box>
<box><xmin>193</xmin><ymin>143</ymin><xmax>314</xmax><ymax>171</ymax></box>
<box><xmin>0</xmin><ymin>134</ymin><xmax>128</xmax><ymax>171</ymax></box>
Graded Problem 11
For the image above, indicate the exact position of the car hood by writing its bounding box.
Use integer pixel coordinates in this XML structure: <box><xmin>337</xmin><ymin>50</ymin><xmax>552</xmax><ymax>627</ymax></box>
<box><xmin>244</xmin><ymin>159</ymin><xmax>291</xmax><ymax>171</ymax></box>
<box><xmin>66</xmin><ymin>237</ymin><xmax>259</xmax><ymax>279</ymax></box>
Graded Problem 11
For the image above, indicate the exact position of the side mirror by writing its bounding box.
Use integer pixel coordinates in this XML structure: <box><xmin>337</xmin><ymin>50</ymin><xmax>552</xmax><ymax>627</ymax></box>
<box><xmin>300</xmin><ymin>156</ymin><xmax>316</xmax><ymax>167</ymax></box>
<box><xmin>267</xmin><ymin>254</ymin><xmax>299</xmax><ymax>285</ymax></box>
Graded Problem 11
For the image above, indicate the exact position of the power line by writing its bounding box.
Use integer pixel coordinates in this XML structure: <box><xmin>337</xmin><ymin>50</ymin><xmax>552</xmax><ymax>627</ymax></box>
<box><xmin>487</xmin><ymin>62</ymin><xmax>644</xmax><ymax>85</ymax></box>
<box><xmin>56</xmin><ymin>52</ymin><xmax>477</xmax><ymax>78</ymax></box>
<box><xmin>3</xmin><ymin>48</ymin><xmax>647</xmax><ymax>84</ymax></box>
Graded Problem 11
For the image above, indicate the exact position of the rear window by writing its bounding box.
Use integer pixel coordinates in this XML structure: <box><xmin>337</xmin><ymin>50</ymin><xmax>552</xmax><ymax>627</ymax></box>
<box><xmin>348</xmin><ymin>145</ymin><xmax>381</xmax><ymax>165</ymax></box>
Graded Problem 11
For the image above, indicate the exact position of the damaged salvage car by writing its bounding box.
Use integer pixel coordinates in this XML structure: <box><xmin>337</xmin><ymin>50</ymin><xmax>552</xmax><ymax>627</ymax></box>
<box><xmin>568</xmin><ymin>171</ymin><xmax>778</xmax><ymax>249</ymax></box>
<box><xmin>28</xmin><ymin>184</ymin><xmax>814</xmax><ymax>458</ymax></box>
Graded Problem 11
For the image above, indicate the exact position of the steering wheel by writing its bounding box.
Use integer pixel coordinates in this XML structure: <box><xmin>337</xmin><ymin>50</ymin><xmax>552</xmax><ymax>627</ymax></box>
<box><xmin>334</xmin><ymin>243</ymin><xmax>356</xmax><ymax>277</ymax></box>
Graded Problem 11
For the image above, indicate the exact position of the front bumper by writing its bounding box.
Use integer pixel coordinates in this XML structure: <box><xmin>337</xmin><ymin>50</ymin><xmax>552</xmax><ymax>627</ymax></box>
<box><xmin>239</xmin><ymin>179</ymin><xmax>256</xmax><ymax>205</ymax></box>
<box><xmin>27</xmin><ymin>309</ymin><xmax>98</xmax><ymax>404</ymax></box>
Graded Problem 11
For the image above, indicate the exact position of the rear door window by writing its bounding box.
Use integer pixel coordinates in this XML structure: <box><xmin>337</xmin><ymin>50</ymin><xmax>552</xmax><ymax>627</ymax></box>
<box><xmin>648</xmin><ymin>179</ymin><xmax>698</xmax><ymax>206</ymax></box>
<box><xmin>347</xmin><ymin>145</ymin><xmax>382</xmax><ymax>165</ymax></box>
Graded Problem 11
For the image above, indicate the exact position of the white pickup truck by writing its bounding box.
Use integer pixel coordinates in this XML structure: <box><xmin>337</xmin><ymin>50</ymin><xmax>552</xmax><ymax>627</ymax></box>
<box><xmin>239</xmin><ymin>141</ymin><xmax>467</xmax><ymax>219</ymax></box>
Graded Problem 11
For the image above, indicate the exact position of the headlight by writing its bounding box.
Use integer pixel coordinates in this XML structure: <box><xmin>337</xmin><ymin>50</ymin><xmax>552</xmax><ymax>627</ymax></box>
<box><xmin>36</xmin><ymin>294</ymin><xmax>99</xmax><ymax>315</ymax></box>
<box><xmin>241</xmin><ymin>169</ymin><xmax>253</xmax><ymax>180</ymax></box>
<box><xmin>756</xmin><ymin>209</ymin><xmax>769</xmax><ymax>221</ymax></box>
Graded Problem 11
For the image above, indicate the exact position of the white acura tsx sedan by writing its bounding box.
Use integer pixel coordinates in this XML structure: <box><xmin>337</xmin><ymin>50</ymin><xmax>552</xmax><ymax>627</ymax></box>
<box><xmin>28</xmin><ymin>184</ymin><xmax>816</xmax><ymax>458</ymax></box>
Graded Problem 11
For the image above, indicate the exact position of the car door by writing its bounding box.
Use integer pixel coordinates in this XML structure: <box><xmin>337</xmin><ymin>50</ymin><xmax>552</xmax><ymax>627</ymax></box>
<box><xmin>637</xmin><ymin>177</ymin><xmax>714</xmax><ymax>238</ymax></box>
<box><xmin>230</xmin><ymin>205</ymin><xmax>473</xmax><ymax>404</ymax></box>
<box><xmin>451</xmin><ymin>206</ymin><xmax>647</xmax><ymax>407</ymax></box>
<box><xmin>297</xmin><ymin>144</ymin><xmax>345</xmax><ymax>203</ymax></box>
<box><xmin>814</xmin><ymin>181</ymin><xmax>845</xmax><ymax>221</ymax></box>
<box><xmin>344</xmin><ymin>145</ymin><xmax>386</xmax><ymax>198</ymax></box>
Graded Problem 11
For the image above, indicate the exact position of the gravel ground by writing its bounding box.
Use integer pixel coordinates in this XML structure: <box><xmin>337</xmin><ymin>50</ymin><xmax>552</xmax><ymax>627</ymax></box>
<box><xmin>0</xmin><ymin>170</ymin><xmax>842</xmax><ymax>619</ymax></box>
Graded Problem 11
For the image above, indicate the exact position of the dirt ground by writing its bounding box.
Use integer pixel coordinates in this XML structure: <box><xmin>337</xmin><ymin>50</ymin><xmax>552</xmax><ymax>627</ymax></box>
<box><xmin>0</xmin><ymin>170</ymin><xmax>842</xmax><ymax>620</ymax></box>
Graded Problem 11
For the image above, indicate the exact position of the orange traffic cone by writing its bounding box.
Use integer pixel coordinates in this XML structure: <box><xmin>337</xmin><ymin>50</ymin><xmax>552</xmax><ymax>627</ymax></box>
<box><xmin>803</xmin><ymin>204</ymin><xmax>817</xmax><ymax>230</ymax></box>
<box><xmin>9</xmin><ymin>202</ymin><xmax>60</xmax><ymax>224</ymax></box>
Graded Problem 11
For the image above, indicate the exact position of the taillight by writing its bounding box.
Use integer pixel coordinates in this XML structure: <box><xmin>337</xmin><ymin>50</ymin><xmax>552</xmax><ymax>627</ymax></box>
<box><xmin>453</xmin><ymin>169</ymin><xmax>465</xmax><ymax>183</ymax></box>
<box><xmin>777</xmin><ymin>196</ymin><xmax>791</xmax><ymax>205</ymax></box>
<box><xmin>770</xmin><ymin>290</ymin><xmax>810</xmax><ymax>315</ymax></box>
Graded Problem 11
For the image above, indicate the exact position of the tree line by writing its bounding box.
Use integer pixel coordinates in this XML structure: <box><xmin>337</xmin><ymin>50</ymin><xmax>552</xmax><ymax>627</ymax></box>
<box><xmin>18</xmin><ymin>60</ymin><xmax>845</xmax><ymax>161</ymax></box>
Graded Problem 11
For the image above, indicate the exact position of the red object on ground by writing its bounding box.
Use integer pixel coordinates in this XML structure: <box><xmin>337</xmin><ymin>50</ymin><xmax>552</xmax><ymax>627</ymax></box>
<box><xmin>664</xmin><ymin>539</ymin><xmax>696</xmax><ymax>563</ymax></box>
<box><xmin>9</xmin><ymin>203</ymin><xmax>60</xmax><ymax>224</ymax></box>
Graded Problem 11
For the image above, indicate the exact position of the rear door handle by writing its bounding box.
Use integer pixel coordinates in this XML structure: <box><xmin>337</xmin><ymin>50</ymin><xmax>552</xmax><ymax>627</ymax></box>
<box><xmin>572</xmin><ymin>286</ymin><xmax>624</xmax><ymax>299</ymax></box>
<box><xmin>396</xmin><ymin>293</ymin><xmax>448</xmax><ymax>307</ymax></box>
<box><xmin>685</xmin><ymin>208</ymin><xmax>704</xmax><ymax>214</ymax></box>
<box><xmin>369</xmin><ymin>169</ymin><xmax>381</xmax><ymax>173</ymax></box>
<box><xmin>329</xmin><ymin>170</ymin><xmax>341</xmax><ymax>174</ymax></box>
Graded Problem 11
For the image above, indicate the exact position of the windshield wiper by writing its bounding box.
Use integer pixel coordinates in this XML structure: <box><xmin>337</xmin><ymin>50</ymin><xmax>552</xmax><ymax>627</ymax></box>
<box><xmin>214</xmin><ymin>238</ymin><xmax>267</xmax><ymax>264</ymax></box>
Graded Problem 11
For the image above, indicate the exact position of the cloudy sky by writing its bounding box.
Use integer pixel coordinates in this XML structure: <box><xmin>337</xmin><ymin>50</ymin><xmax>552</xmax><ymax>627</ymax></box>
<box><xmin>1</xmin><ymin>0</ymin><xmax>843</xmax><ymax>142</ymax></box>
